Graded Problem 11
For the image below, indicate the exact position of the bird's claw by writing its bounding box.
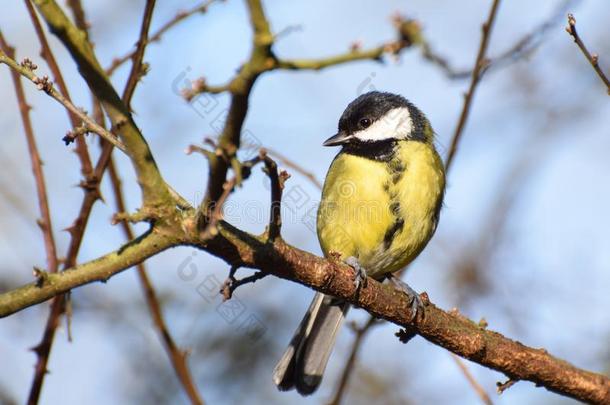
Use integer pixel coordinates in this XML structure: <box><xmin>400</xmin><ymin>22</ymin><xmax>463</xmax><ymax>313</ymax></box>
<box><xmin>345</xmin><ymin>256</ymin><xmax>367</xmax><ymax>291</ymax></box>
<box><xmin>388</xmin><ymin>275</ymin><xmax>424</xmax><ymax>322</ymax></box>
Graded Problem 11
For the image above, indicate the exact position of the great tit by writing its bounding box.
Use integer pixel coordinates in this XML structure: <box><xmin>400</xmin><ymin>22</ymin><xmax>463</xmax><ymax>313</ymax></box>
<box><xmin>273</xmin><ymin>91</ymin><xmax>446</xmax><ymax>395</ymax></box>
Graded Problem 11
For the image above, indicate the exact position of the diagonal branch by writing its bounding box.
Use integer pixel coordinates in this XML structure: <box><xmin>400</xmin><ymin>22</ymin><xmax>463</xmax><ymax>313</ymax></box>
<box><xmin>1</xmin><ymin>214</ymin><xmax>608</xmax><ymax>403</ymax></box>
<box><xmin>445</xmin><ymin>0</ymin><xmax>502</xmax><ymax>172</ymax></box>
<box><xmin>0</xmin><ymin>229</ymin><xmax>177</xmax><ymax>318</ymax></box>
<box><xmin>566</xmin><ymin>13</ymin><xmax>610</xmax><ymax>95</ymax></box>
<box><xmin>122</xmin><ymin>0</ymin><xmax>156</xmax><ymax>108</ymax></box>
<box><xmin>0</xmin><ymin>50</ymin><xmax>127</xmax><ymax>152</ymax></box>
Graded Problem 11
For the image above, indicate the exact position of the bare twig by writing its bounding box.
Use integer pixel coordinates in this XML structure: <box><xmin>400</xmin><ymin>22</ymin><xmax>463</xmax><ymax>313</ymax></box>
<box><xmin>262</xmin><ymin>151</ymin><xmax>290</xmax><ymax>241</ymax></box>
<box><xmin>566</xmin><ymin>13</ymin><xmax>610</xmax><ymax>95</ymax></box>
<box><xmin>497</xmin><ymin>378</ymin><xmax>518</xmax><ymax>394</ymax></box>
<box><xmin>264</xmin><ymin>147</ymin><xmax>322</xmax><ymax>190</ymax></box>
<box><xmin>122</xmin><ymin>0</ymin><xmax>156</xmax><ymax>108</ymax></box>
<box><xmin>24</xmin><ymin>0</ymin><xmax>93</xmax><ymax>177</ymax></box>
<box><xmin>452</xmin><ymin>354</ymin><xmax>494</xmax><ymax>405</ymax></box>
<box><xmin>0</xmin><ymin>196</ymin><xmax>609</xmax><ymax>404</ymax></box>
<box><xmin>0</xmin><ymin>49</ymin><xmax>127</xmax><ymax>152</ymax></box>
<box><xmin>107</xmin><ymin>157</ymin><xmax>205</xmax><ymax>405</ymax></box>
<box><xmin>221</xmin><ymin>270</ymin><xmax>268</xmax><ymax>301</ymax></box>
<box><xmin>445</xmin><ymin>0</ymin><xmax>502</xmax><ymax>172</ymax></box>
<box><xmin>328</xmin><ymin>317</ymin><xmax>378</xmax><ymax>405</ymax></box>
<box><xmin>0</xmin><ymin>32</ymin><xmax>61</xmax><ymax>405</ymax></box>
<box><xmin>106</xmin><ymin>0</ymin><xmax>220</xmax><ymax>75</ymax></box>
<box><xmin>422</xmin><ymin>0</ymin><xmax>578</xmax><ymax>80</ymax></box>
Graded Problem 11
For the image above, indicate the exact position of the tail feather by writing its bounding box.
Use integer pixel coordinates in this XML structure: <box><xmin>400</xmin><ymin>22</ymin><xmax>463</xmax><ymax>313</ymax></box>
<box><xmin>272</xmin><ymin>292</ymin><xmax>325</xmax><ymax>391</ymax></box>
<box><xmin>272</xmin><ymin>292</ymin><xmax>349</xmax><ymax>395</ymax></box>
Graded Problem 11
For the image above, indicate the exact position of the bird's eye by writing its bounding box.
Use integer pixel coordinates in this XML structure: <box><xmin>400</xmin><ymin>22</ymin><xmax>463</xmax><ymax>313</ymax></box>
<box><xmin>359</xmin><ymin>118</ymin><xmax>371</xmax><ymax>128</ymax></box>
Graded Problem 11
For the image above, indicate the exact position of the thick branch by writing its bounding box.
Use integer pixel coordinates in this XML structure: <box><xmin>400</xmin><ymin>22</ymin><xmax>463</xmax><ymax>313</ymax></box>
<box><xmin>0</xmin><ymin>211</ymin><xmax>608</xmax><ymax>403</ymax></box>
<box><xmin>0</xmin><ymin>230</ymin><xmax>177</xmax><ymax>317</ymax></box>
<box><xmin>194</xmin><ymin>223</ymin><xmax>609</xmax><ymax>404</ymax></box>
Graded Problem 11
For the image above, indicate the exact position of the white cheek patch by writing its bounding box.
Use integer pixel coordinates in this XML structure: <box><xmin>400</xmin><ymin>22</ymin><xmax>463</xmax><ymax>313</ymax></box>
<box><xmin>354</xmin><ymin>107</ymin><xmax>413</xmax><ymax>142</ymax></box>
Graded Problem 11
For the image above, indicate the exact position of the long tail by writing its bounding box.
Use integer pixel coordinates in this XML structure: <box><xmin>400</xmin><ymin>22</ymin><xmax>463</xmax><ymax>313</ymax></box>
<box><xmin>272</xmin><ymin>292</ymin><xmax>350</xmax><ymax>395</ymax></box>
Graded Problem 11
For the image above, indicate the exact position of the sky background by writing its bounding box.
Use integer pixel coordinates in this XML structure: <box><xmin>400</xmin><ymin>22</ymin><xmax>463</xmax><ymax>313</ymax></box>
<box><xmin>1</xmin><ymin>0</ymin><xmax>609</xmax><ymax>404</ymax></box>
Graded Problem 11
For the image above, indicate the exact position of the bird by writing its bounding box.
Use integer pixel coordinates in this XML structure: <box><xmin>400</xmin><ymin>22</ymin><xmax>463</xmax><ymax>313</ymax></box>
<box><xmin>272</xmin><ymin>91</ymin><xmax>446</xmax><ymax>395</ymax></box>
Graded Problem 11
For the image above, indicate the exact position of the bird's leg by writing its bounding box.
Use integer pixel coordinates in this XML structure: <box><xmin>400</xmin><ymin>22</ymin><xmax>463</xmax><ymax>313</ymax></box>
<box><xmin>385</xmin><ymin>273</ymin><xmax>424</xmax><ymax>322</ymax></box>
<box><xmin>344</xmin><ymin>256</ymin><xmax>367</xmax><ymax>291</ymax></box>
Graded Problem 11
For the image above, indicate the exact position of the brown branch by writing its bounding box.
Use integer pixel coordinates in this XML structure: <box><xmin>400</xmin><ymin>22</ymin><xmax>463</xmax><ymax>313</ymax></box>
<box><xmin>0</xmin><ymin>32</ymin><xmax>62</xmax><ymax>405</ymax></box>
<box><xmin>497</xmin><ymin>378</ymin><xmax>517</xmax><ymax>394</ymax></box>
<box><xmin>122</xmin><ymin>0</ymin><xmax>156</xmax><ymax>108</ymax></box>
<box><xmin>0</xmin><ymin>34</ymin><xmax>59</xmax><ymax>277</ymax></box>
<box><xmin>20</xmin><ymin>1</ymin><xmax>161</xmax><ymax>400</ymax></box>
<box><xmin>566</xmin><ymin>14</ymin><xmax>610</xmax><ymax>95</ymax></box>
<box><xmin>106</xmin><ymin>0</ymin><xmax>220</xmax><ymax>75</ymax></box>
<box><xmin>112</xmin><ymin>5</ymin><xmax>205</xmax><ymax>403</ymax></box>
<box><xmin>261</xmin><ymin>152</ymin><xmax>289</xmax><ymax>241</ymax></box>
<box><xmin>452</xmin><ymin>354</ymin><xmax>494</xmax><ymax>405</ymax></box>
<box><xmin>221</xmin><ymin>269</ymin><xmax>268</xmax><ymax>301</ymax></box>
<box><xmin>1</xmin><ymin>203</ymin><xmax>609</xmax><ymax>403</ymax></box>
<box><xmin>19</xmin><ymin>3</ymin><xmax>99</xmax><ymax>402</ymax></box>
<box><xmin>107</xmin><ymin>157</ymin><xmax>204</xmax><ymax>405</ymax></box>
<box><xmin>444</xmin><ymin>0</ymin><xmax>502</xmax><ymax>172</ymax></box>
<box><xmin>328</xmin><ymin>317</ymin><xmax>378</xmax><ymax>405</ymax></box>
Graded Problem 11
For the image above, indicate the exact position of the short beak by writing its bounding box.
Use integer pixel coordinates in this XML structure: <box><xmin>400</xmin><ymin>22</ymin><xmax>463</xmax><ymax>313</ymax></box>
<box><xmin>323</xmin><ymin>131</ymin><xmax>353</xmax><ymax>146</ymax></box>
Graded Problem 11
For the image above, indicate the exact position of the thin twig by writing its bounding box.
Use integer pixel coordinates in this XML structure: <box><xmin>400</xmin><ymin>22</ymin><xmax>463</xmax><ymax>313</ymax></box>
<box><xmin>421</xmin><ymin>0</ymin><xmax>578</xmax><ymax>80</ymax></box>
<box><xmin>496</xmin><ymin>378</ymin><xmax>518</xmax><ymax>394</ymax></box>
<box><xmin>566</xmin><ymin>13</ymin><xmax>610</xmax><ymax>95</ymax></box>
<box><xmin>262</xmin><ymin>151</ymin><xmax>290</xmax><ymax>241</ymax></box>
<box><xmin>20</xmin><ymin>2</ymin><xmax>99</xmax><ymax>401</ymax></box>
<box><xmin>452</xmin><ymin>354</ymin><xmax>494</xmax><ymax>405</ymax></box>
<box><xmin>24</xmin><ymin>0</ymin><xmax>93</xmax><ymax>177</ymax></box>
<box><xmin>122</xmin><ymin>0</ymin><xmax>156</xmax><ymax>108</ymax></box>
<box><xmin>0</xmin><ymin>50</ymin><xmax>127</xmax><ymax>152</ymax></box>
<box><xmin>264</xmin><ymin>147</ymin><xmax>322</xmax><ymax>190</ymax></box>
<box><xmin>107</xmin><ymin>157</ymin><xmax>204</xmax><ymax>405</ymax></box>
<box><xmin>445</xmin><ymin>0</ymin><xmax>502</xmax><ymax>172</ymax></box>
<box><xmin>0</xmin><ymin>34</ymin><xmax>61</xmax><ymax>405</ymax></box>
<box><xmin>221</xmin><ymin>271</ymin><xmax>268</xmax><ymax>301</ymax></box>
<box><xmin>106</xmin><ymin>0</ymin><xmax>219</xmax><ymax>75</ymax></box>
<box><xmin>113</xmin><ymin>4</ymin><xmax>205</xmax><ymax>403</ymax></box>
<box><xmin>328</xmin><ymin>317</ymin><xmax>378</xmax><ymax>405</ymax></box>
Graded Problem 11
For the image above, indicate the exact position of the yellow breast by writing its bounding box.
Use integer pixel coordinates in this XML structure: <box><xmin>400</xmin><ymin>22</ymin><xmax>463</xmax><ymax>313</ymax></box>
<box><xmin>316</xmin><ymin>141</ymin><xmax>445</xmax><ymax>278</ymax></box>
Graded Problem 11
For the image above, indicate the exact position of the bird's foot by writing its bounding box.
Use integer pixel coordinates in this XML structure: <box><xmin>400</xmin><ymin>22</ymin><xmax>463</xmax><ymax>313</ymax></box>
<box><xmin>345</xmin><ymin>256</ymin><xmax>368</xmax><ymax>291</ymax></box>
<box><xmin>386</xmin><ymin>273</ymin><xmax>424</xmax><ymax>322</ymax></box>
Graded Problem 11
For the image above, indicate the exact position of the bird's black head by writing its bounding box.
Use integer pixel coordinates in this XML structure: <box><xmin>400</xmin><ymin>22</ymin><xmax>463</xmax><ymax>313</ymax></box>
<box><xmin>323</xmin><ymin>91</ymin><xmax>429</xmax><ymax>150</ymax></box>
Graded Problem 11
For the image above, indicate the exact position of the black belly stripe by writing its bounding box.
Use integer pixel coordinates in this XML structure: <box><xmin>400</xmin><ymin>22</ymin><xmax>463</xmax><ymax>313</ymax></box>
<box><xmin>382</xmin><ymin>150</ymin><xmax>408</xmax><ymax>250</ymax></box>
<box><xmin>383</xmin><ymin>217</ymin><xmax>404</xmax><ymax>249</ymax></box>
